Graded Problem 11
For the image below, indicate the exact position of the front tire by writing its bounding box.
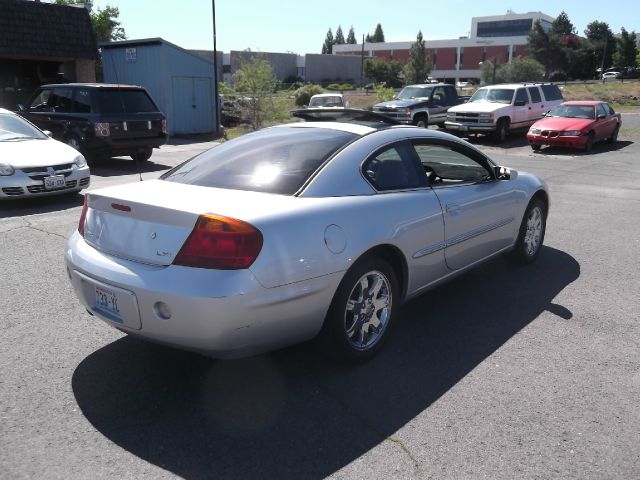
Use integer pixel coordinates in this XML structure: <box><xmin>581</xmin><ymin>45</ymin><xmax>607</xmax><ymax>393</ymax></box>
<box><xmin>413</xmin><ymin>115</ymin><xmax>428</xmax><ymax>128</ymax></box>
<box><xmin>65</xmin><ymin>135</ymin><xmax>81</xmax><ymax>151</ymax></box>
<box><xmin>531</xmin><ymin>144</ymin><xmax>541</xmax><ymax>152</ymax></box>
<box><xmin>131</xmin><ymin>148</ymin><xmax>153</xmax><ymax>162</ymax></box>
<box><xmin>493</xmin><ymin>118</ymin><xmax>509</xmax><ymax>143</ymax></box>
<box><xmin>510</xmin><ymin>198</ymin><xmax>547</xmax><ymax>265</ymax></box>
<box><xmin>584</xmin><ymin>132</ymin><xmax>595</xmax><ymax>152</ymax></box>
<box><xmin>319</xmin><ymin>257</ymin><xmax>399</xmax><ymax>361</ymax></box>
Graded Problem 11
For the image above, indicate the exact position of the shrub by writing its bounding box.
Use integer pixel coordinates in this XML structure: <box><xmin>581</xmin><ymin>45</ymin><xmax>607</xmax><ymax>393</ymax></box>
<box><xmin>326</xmin><ymin>83</ymin><xmax>342</xmax><ymax>91</ymax></box>
<box><xmin>294</xmin><ymin>84</ymin><xmax>324</xmax><ymax>106</ymax></box>
<box><xmin>375</xmin><ymin>83</ymin><xmax>395</xmax><ymax>102</ymax></box>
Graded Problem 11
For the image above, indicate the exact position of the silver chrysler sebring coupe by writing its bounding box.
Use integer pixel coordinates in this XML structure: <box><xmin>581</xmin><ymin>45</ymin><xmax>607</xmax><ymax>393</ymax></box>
<box><xmin>65</xmin><ymin>114</ymin><xmax>548</xmax><ymax>360</ymax></box>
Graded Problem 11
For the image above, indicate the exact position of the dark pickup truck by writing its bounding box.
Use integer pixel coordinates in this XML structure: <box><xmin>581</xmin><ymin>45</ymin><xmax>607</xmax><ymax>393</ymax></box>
<box><xmin>372</xmin><ymin>83</ymin><xmax>468</xmax><ymax>127</ymax></box>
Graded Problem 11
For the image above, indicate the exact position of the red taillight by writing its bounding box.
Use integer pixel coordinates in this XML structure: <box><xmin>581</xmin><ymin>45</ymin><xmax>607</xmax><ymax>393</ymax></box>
<box><xmin>94</xmin><ymin>122</ymin><xmax>110</xmax><ymax>137</ymax></box>
<box><xmin>78</xmin><ymin>195</ymin><xmax>89</xmax><ymax>237</ymax></box>
<box><xmin>173</xmin><ymin>214</ymin><xmax>263</xmax><ymax>270</ymax></box>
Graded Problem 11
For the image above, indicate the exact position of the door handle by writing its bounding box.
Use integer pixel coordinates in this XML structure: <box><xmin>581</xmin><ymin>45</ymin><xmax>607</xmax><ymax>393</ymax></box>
<box><xmin>446</xmin><ymin>203</ymin><xmax>460</xmax><ymax>215</ymax></box>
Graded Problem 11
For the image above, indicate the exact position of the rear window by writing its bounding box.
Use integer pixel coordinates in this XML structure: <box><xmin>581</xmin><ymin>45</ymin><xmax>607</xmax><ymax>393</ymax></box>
<box><xmin>540</xmin><ymin>84</ymin><xmax>563</xmax><ymax>101</ymax></box>
<box><xmin>161</xmin><ymin>127</ymin><xmax>357</xmax><ymax>195</ymax></box>
<box><xmin>95</xmin><ymin>89</ymin><xmax>158</xmax><ymax>113</ymax></box>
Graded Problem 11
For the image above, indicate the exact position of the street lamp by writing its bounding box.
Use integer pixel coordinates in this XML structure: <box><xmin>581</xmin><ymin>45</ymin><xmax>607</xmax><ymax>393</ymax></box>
<box><xmin>479</xmin><ymin>58</ymin><xmax>497</xmax><ymax>85</ymax></box>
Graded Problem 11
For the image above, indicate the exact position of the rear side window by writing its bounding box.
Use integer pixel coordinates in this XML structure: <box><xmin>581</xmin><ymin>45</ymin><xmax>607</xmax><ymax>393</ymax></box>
<box><xmin>527</xmin><ymin>87</ymin><xmax>542</xmax><ymax>103</ymax></box>
<box><xmin>362</xmin><ymin>141</ymin><xmax>426</xmax><ymax>191</ymax></box>
<box><xmin>95</xmin><ymin>89</ymin><xmax>158</xmax><ymax>113</ymax></box>
<box><xmin>540</xmin><ymin>84</ymin><xmax>563</xmax><ymax>101</ymax></box>
<box><xmin>161</xmin><ymin>127</ymin><xmax>357</xmax><ymax>195</ymax></box>
<box><xmin>72</xmin><ymin>89</ymin><xmax>92</xmax><ymax>113</ymax></box>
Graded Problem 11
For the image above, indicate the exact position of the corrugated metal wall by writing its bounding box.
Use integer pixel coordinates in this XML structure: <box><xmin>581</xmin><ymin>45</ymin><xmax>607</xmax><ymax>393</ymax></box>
<box><xmin>102</xmin><ymin>41</ymin><xmax>217</xmax><ymax>135</ymax></box>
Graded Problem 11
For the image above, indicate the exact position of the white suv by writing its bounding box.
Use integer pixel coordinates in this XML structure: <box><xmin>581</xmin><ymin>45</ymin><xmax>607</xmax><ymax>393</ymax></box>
<box><xmin>445</xmin><ymin>83</ymin><xmax>564</xmax><ymax>142</ymax></box>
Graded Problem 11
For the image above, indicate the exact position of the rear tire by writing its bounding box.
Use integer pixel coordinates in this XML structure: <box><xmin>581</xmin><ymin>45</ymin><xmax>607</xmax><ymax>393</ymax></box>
<box><xmin>509</xmin><ymin>198</ymin><xmax>547</xmax><ymax>265</ymax></box>
<box><xmin>318</xmin><ymin>257</ymin><xmax>399</xmax><ymax>361</ymax></box>
<box><xmin>607</xmin><ymin>125</ymin><xmax>619</xmax><ymax>144</ymax></box>
<box><xmin>131</xmin><ymin>148</ymin><xmax>153</xmax><ymax>162</ymax></box>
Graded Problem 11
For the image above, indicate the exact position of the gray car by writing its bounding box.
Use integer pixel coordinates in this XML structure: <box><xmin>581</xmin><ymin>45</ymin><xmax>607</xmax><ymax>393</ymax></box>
<box><xmin>64</xmin><ymin>119</ymin><xmax>548</xmax><ymax>361</ymax></box>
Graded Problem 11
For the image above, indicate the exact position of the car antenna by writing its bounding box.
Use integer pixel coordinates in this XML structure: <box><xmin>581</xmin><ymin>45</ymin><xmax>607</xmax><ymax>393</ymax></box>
<box><xmin>106</xmin><ymin>46</ymin><xmax>143</xmax><ymax>182</ymax></box>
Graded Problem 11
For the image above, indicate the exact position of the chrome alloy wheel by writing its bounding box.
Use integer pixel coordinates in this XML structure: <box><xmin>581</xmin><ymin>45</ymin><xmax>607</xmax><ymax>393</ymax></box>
<box><xmin>524</xmin><ymin>206</ymin><xmax>543</xmax><ymax>256</ymax></box>
<box><xmin>344</xmin><ymin>270</ymin><xmax>392</xmax><ymax>351</ymax></box>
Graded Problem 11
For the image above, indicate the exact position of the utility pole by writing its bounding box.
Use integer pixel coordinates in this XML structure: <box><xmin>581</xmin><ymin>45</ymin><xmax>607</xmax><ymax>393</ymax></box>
<box><xmin>211</xmin><ymin>0</ymin><xmax>220</xmax><ymax>137</ymax></box>
<box><xmin>600</xmin><ymin>35</ymin><xmax>608</xmax><ymax>82</ymax></box>
<box><xmin>361</xmin><ymin>34</ymin><xmax>365</xmax><ymax>86</ymax></box>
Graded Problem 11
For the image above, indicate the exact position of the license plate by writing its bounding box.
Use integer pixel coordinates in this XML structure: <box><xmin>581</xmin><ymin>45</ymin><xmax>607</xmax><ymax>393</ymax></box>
<box><xmin>44</xmin><ymin>175</ymin><xmax>66</xmax><ymax>190</ymax></box>
<box><xmin>95</xmin><ymin>285</ymin><xmax>122</xmax><ymax>321</ymax></box>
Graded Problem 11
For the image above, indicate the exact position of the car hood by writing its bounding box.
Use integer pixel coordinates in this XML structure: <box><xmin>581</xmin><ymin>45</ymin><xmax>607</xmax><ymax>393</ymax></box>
<box><xmin>449</xmin><ymin>102</ymin><xmax>509</xmax><ymax>113</ymax></box>
<box><xmin>374</xmin><ymin>99</ymin><xmax>420</xmax><ymax>109</ymax></box>
<box><xmin>1</xmin><ymin>137</ymin><xmax>80</xmax><ymax>167</ymax></box>
<box><xmin>531</xmin><ymin>117</ymin><xmax>594</xmax><ymax>131</ymax></box>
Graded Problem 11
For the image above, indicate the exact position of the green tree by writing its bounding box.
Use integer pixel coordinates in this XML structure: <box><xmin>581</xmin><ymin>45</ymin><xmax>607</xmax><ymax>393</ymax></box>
<box><xmin>54</xmin><ymin>0</ymin><xmax>125</xmax><ymax>41</ymax></box>
<box><xmin>613</xmin><ymin>28</ymin><xmax>638</xmax><ymax>69</ymax></box>
<box><xmin>527</xmin><ymin>20</ymin><xmax>565</xmax><ymax>77</ymax></box>
<box><xmin>321</xmin><ymin>28</ymin><xmax>334</xmax><ymax>54</ymax></box>
<box><xmin>552</xmin><ymin>11</ymin><xmax>576</xmax><ymax>35</ymax></box>
<box><xmin>364</xmin><ymin>57</ymin><xmax>403</xmax><ymax>87</ymax></box>
<box><xmin>374</xmin><ymin>83</ymin><xmax>395</xmax><ymax>102</ymax></box>
<box><xmin>403</xmin><ymin>31</ymin><xmax>430</xmax><ymax>85</ymax></box>
<box><xmin>232</xmin><ymin>56</ymin><xmax>278</xmax><ymax>130</ymax></box>
<box><xmin>335</xmin><ymin>26</ymin><xmax>345</xmax><ymax>45</ymax></box>
<box><xmin>585</xmin><ymin>21</ymin><xmax>615</xmax><ymax>71</ymax></box>
<box><xmin>493</xmin><ymin>57</ymin><xmax>545</xmax><ymax>83</ymax></box>
<box><xmin>372</xmin><ymin>23</ymin><xmax>385</xmax><ymax>42</ymax></box>
<box><xmin>346</xmin><ymin>26</ymin><xmax>357</xmax><ymax>44</ymax></box>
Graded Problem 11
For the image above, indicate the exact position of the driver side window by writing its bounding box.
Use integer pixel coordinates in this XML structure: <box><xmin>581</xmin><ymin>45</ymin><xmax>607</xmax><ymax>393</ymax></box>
<box><xmin>29</xmin><ymin>89</ymin><xmax>52</xmax><ymax>111</ymax></box>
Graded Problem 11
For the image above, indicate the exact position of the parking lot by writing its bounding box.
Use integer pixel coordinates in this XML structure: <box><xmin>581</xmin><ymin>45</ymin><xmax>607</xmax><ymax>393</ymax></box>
<box><xmin>2</xmin><ymin>114</ymin><xmax>640</xmax><ymax>479</ymax></box>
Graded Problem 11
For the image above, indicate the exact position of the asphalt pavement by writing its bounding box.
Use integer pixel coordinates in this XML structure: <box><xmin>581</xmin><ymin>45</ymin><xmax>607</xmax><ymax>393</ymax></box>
<box><xmin>1</xmin><ymin>114</ymin><xmax>639</xmax><ymax>479</ymax></box>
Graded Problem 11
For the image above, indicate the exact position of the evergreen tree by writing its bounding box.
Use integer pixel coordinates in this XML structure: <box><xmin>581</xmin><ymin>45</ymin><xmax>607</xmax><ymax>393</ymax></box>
<box><xmin>552</xmin><ymin>11</ymin><xmax>576</xmax><ymax>35</ymax></box>
<box><xmin>613</xmin><ymin>28</ymin><xmax>638</xmax><ymax>69</ymax></box>
<box><xmin>335</xmin><ymin>26</ymin><xmax>345</xmax><ymax>45</ymax></box>
<box><xmin>321</xmin><ymin>28</ymin><xmax>334</xmax><ymax>54</ymax></box>
<box><xmin>346</xmin><ymin>26</ymin><xmax>357</xmax><ymax>44</ymax></box>
<box><xmin>55</xmin><ymin>0</ymin><xmax>125</xmax><ymax>41</ymax></box>
<box><xmin>372</xmin><ymin>23</ymin><xmax>385</xmax><ymax>42</ymax></box>
<box><xmin>403</xmin><ymin>31</ymin><xmax>430</xmax><ymax>85</ymax></box>
<box><xmin>585</xmin><ymin>21</ymin><xmax>615</xmax><ymax>70</ymax></box>
<box><xmin>527</xmin><ymin>20</ymin><xmax>565</xmax><ymax>77</ymax></box>
<box><xmin>365</xmin><ymin>33</ymin><xmax>373</xmax><ymax>43</ymax></box>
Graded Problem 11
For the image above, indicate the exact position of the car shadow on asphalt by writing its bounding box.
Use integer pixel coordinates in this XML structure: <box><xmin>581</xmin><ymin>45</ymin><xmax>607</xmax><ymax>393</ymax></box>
<box><xmin>72</xmin><ymin>246</ymin><xmax>579</xmax><ymax>479</ymax></box>
<box><xmin>531</xmin><ymin>140</ymin><xmax>634</xmax><ymax>156</ymax></box>
<box><xmin>88</xmin><ymin>157</ymin><xmax>173</xmax><ymax>178</ymax></box>
<box><xmin>0</xmin><ymin>192</ymin><xmax>84</xmax><ymax>218</ymax></box>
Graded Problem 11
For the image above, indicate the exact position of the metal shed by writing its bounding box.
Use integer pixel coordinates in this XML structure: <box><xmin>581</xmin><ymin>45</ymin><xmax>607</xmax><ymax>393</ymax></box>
<box><xmin>100</xmin><ymin>38</ymin><xmax>221</xmax><ymax>136</ymax></box>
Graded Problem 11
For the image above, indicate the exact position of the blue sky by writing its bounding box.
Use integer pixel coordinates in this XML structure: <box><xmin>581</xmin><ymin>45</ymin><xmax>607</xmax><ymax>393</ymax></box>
<box><xmin>89</xmin><ymin>0</ymin><xmax>637</xmax><ymax>54</ymax></box>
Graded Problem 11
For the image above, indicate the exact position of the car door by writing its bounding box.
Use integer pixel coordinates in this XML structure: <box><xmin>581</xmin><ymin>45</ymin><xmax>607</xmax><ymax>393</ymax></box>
<box><xmin>527</xmin><ymin>86</ymin><xmax>546</xmax><ymax>120</ymax></box>
<box><xmin>512</xmin><ymin>88</ymin><xmax>531</xmax><ymax>129</ymax></box>
<box><xmin>24</xmin><ymin>87</ymin><xmax>73</xmax><ymax>140</ymax></box>
<box><xmin>594</xmin><ymin>103</ymin><xmax>616</xmax><ymax>141</ymax></box>
<box><xmin>411</xmin><ymin>139</ymin><xmax>520</xmax><ymax>270</ymax></box>
<box><xmin>429</xmin><ymin>86</ymin><xmax>449</xmax><ymax>124</ymax></box>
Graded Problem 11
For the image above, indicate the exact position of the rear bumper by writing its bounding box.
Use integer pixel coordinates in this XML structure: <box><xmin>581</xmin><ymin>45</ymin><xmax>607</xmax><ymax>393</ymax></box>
<box><xmin>64</xmin><ymin>231</ymin><xmax>341</xmax><ymax>358</ymax></box>
<box><xmin>82</xmin><ymin>135</ymin><xmax>168</xmax><ymax>157</ymax></box>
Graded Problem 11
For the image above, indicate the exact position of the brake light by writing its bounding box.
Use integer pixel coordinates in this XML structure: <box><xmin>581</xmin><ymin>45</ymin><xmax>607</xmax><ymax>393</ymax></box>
<box><xmin>174</xmin><ymin>214</ymin><xmax>263</xmax><ymax>269</ymax></box>
<box><xmin>94</xmin><ymin>122</ymin><xmax>110</xmax><ymax>137</ymax></box>
<box><xmin>78</xmin><ymin>195</ymin><xmax>88</xmax><ymax>236</ymax></box>
<box><xmin>161</xmin><ymin>118</ymin><xmax>167</xmax><ymax>134</ymax></box>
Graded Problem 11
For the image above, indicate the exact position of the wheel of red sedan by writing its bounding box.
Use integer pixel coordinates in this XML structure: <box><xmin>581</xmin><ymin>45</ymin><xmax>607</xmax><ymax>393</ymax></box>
<box><xmin>607</xmin><ymin>125</ymin><xmax>619</xmax><ymax>144</ymax></box>
<box><xmin>510</xmin><ymin>199</ymin><xmax>547</xmax><ymax>264</ymax></box>
<box><xmin>322</xmin><ymin>257</ymin><xmax>399</xmax><ymax>360</ymax></box>
<box><xmin>584</xmin><ymin>132</ymin><xmax>594</xmax><ymax>152</ymax></box>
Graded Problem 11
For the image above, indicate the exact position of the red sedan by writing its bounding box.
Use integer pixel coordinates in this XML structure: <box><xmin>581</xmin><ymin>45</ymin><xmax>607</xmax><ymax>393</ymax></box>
<box><xmin>526</xmin><ymin>101</ymin><xmax>621</xmax><ymax>152</ymax></box>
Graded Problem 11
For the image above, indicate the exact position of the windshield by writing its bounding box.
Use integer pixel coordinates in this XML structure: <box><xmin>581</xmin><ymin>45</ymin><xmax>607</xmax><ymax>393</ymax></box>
<box><xmin>469</xmin><ymin>88</ymin><xmax>514</xmax><ymax>104</ymax></box>
<box><xmin>0</xmin><ymin>113</ymin><xmax>47</xmax><ymax>141</ymax></box>
<box><xmin>547</xmin><ymin>105</ymin><xmax>595</xmax><ymax>119</ymax></box>
<box><xmin>309</xmin><ymin>96</ymin><xmax>344</xmax><ymax>107</ymax></box>
<box><xmin>397</xmin><ymin>86</ymin><xmax>433</xmax><ymax>100</ymax></box>
<box><xmin>161</xmin><ymin>127</ymin><xmax>357</xmax><ymax>195</ymax></box>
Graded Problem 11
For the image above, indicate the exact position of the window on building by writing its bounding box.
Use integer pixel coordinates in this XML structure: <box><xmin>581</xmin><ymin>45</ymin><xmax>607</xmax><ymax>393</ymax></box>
<box><xmin>477</xmin><ymin>19</ymin><xmax>534</xmax><ymax>38</ymax></box>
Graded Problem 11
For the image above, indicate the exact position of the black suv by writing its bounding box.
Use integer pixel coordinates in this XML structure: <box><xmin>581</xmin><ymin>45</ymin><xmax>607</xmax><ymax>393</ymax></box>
<box><xmin>18</xmin><ymin>83</ymin><xmax>167</xmax><ymax>161</ymax></box>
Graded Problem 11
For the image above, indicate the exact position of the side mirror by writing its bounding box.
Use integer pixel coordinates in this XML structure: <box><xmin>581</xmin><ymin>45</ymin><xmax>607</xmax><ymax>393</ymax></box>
<box><xmin>494</xmin><ymin>166</ymin><xmax>517</xmax><ymax>180</ymax></box>
<box><xmin>597</xmin><ymin>113</ymin><xmax>606</xmax><ymax>119</ymax></box>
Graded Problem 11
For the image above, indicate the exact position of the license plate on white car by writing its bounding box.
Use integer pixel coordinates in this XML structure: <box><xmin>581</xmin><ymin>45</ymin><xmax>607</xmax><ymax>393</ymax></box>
<box><xmin>44</xmin><ymin>175</ymin><xmax>66</xmax><ymax>190</ymax></box>
<box><xmin>95</xmin><ymin>285</ymin><xmax>122</xmax><ymax>322</ymax></box>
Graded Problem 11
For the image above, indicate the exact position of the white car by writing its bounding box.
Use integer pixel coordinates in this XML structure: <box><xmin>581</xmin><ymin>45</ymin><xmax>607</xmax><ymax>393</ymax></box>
<box><xmin>456</xmin><ymin>81</ymin><xmax>473</xmax><ymax>88</ymax></box>
<box><xmin>0</xmin><ymin>108</ymin><xmax>90</xmax><ymax>198</ymax></box>
<box><xmin>308</xmin><ymin>93</ymin><xmax>349</xmax><ymax>109</ymax></box>
<box><xmin>65</xmin><ymin>115</ymin><xmax>548</xmax><ymax>361</ymax></box>
<box><xmin>602</xmin><ymin>71</ymin><xmax>620</xmax><ymax>80</ymax></box>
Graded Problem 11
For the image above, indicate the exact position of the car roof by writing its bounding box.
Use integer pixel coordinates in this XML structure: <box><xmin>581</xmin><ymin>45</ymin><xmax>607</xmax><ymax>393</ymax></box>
<box><xmin>311</xmin><ymin>93</ymin><xmax>344</xmax><ymax>98</ymax></box>
<box><xmin>0</xmin><ymin>108</ymin><xmax>15</xmax><ymax>115</ymax></box>
<box><xmin>405</xmin><ymin>83</ymin><xmax>448</xmax><ymax>88</ymax></box>
<box><xmin>561</xmin><ymin>101</ymin><xmax>604</xmax><ymax>106</ymax></box>
<box><xmin>274</xmin><ymin>121</ymin><xmax>375</xmax><ymax>136</ymax></box>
